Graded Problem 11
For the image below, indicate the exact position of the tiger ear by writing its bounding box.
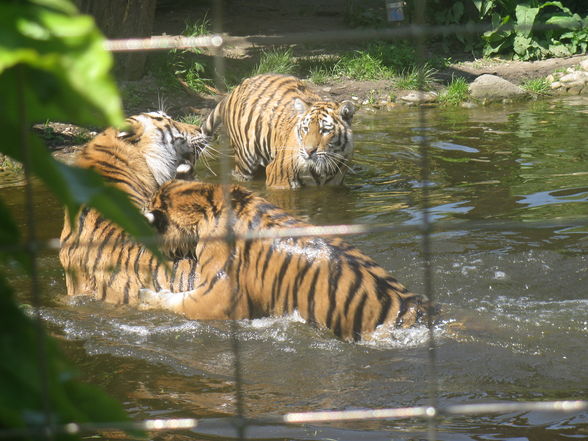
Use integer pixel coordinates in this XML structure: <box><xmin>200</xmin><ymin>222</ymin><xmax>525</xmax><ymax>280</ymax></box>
<box><xmin>293</xmin><ymin>98</ymin><xmax>307</xmax><ymax>115</ymax></box>
<box><xmin>117</xmin><ymin>118</ymin><xmax>144</xmax><ymax>143</ymax></box>
<box><xmin>339</xmin><ymin>100</ymin><xmax>355</xmax><ymax>124</ymax></box>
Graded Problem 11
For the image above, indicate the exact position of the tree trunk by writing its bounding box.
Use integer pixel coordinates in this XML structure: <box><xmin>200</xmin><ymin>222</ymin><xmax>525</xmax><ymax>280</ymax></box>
<box><xmin>76</xmin><ymin>0</ymin><xmax>157</xmax><ymax>80</ymax></box>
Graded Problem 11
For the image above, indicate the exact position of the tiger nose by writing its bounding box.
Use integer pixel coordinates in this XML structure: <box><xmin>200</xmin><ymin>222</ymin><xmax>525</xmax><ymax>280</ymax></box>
<box><xmin>305</xmin><ymin>145</ymin><xmax>318</xmax><ymax>157</ymax></box>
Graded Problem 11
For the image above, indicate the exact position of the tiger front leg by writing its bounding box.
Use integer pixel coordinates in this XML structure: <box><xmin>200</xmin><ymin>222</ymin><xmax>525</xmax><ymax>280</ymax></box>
<box><xmin>232</xmin><ymin>150</ymin><xmax>259</xmax><ymax>181</ymax></box>
<box><xmin>265</xmin><ymin>149</ymin><xmax>301</xmax><ymax>189</ymax></box>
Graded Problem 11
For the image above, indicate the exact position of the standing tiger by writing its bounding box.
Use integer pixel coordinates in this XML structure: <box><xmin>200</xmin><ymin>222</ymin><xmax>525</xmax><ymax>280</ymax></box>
<box><xmin>59</xmin><ymin>111</ymin><xmax>209</xmax><ymax>304</ymax></box>
<box><xmin>202</xmin><ymin>73</ymin><xmax>355</xmax><ymax>189</ymax></box>
<box><xmin>140</xmin><ymin>179</ymin><xmax>425</xmax><ymax>341</ymax></box>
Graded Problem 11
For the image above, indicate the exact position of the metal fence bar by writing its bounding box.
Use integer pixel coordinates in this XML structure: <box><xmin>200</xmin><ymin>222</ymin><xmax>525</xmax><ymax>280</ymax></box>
<box><xmin>1</xmin><ymin>400</ymin><xmax>586</xmax><ymax>439</ymax></box>
<box><xmin>2</xmin><ymin>215</ymin><xmax>588</xmax><ymax>257</ymax></box>
<box><xmin>15</xmin><ymin>65</ymin><xmax>55</xmax><ymax>441</ymax></box>
<box><xmin>102</xmin><ymin>22</ymin><xmax>571</xmax><ymax>52</ymax></box>
<box><xmin>211</xmin><ymin>2</ymin><xmax>247</xmax><ymax>440</ymax></box>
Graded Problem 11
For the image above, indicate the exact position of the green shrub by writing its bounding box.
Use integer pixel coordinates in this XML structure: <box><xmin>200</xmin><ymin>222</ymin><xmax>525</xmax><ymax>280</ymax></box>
<box><xmin>170</xmin><ymin>15</ymin><xmax>214</xmax><ymax>94</ymax></box>
<box><xmin>429</xmin><ymin>1</ymin><xmax>588</xmax><ymax>60</ymax></box>
<box><xmin>482</xmin><ymin>1</ymin><xmax>588</xmax><ymax>60</ymax></box>
<box><xmin>1</xmin><ymin>0</ymin><xmax>150</xmax><ymax>437</ymax></box>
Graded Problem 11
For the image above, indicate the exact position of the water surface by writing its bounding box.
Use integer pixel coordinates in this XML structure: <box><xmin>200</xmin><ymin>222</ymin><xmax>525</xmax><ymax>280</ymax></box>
<box><xmin>3</xmin><ymin>96</ymin><xmax>588</xmax><ymax>441</ymax></box>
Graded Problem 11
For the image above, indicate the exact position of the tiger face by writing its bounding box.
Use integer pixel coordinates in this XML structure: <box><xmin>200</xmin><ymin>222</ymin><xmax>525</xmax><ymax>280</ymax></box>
<box><xmin>293</xmin><ymin>99</ymin><xmax>355</xmax><ymax>185</ymax></box>
<box><xmin>118</xmin><ymin>111</ymin><xmax>209</xmax><ymax>185</ymax></box>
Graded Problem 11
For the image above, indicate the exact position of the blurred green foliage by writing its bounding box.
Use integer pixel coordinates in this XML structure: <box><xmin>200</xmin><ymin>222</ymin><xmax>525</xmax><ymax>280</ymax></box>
<box><xmin>428</xmin><ymin>0</ymin><xmax>588</xmax><ymax>59</ymax></box>
<box><xmin>0</xmin><ymin>0</ymin><xmax>157</xmax><ymax>438</ymax></box>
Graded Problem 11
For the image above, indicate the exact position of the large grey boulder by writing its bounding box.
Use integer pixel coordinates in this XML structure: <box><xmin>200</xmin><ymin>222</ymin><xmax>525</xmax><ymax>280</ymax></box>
<box><xmin>468</xmin><ymin>74</ymin><xmax>526</xmax><ymax>102</ymax></box>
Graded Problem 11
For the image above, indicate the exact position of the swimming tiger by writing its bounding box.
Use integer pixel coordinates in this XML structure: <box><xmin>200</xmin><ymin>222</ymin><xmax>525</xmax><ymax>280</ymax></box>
<box><xmin>140</xmin><ymin>179</ymin><xmax>425</xmax><ymax>341</ymax></box>
<box><xmin>202</xmin><ymin>73</ymin><xmax>355</xmax><ymax>189</ymax></box>
<box><xmin>59</xmin><ymin>111</ymin><xmax>209</xmax><ymax>304</ymax></box>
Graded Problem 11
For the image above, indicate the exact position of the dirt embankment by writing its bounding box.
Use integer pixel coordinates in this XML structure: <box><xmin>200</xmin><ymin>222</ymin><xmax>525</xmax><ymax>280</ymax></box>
<box><xmin>32</xmin><ymin>0</ymin><xmax>588</xmax><ymax>153</ymax></box>
<box><xmin>139</xmin><ymin>1</ymin><xmax>587</xmax><ymax>112</ymax></box>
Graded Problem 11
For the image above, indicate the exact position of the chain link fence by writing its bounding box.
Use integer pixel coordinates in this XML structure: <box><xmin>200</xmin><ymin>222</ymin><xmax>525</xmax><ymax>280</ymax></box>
<box><xmin>5</xmin><ymin>0</ymin><xmax>588</xmax><ymax>440</ymax></box>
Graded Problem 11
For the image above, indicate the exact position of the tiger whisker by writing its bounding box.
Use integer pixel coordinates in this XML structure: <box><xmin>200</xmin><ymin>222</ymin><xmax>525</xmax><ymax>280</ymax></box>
<box><xmin>200</xmin><ymin>155</ymin><xmax>218</xmax><ymax>176</ymax></box>
<box><xmin>157</xmin><ymin>92</ymin><xmax>168</xmax><ymax>114</ymax></box>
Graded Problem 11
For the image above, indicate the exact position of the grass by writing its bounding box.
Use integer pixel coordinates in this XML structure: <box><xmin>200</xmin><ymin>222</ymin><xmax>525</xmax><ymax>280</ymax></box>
<box><xmin>334</xmin><ymin>51</ymin><xmax>389</xmax><ymax>80</ymax></box>
<box><xmin>521</xmin><ymin>77</ymin><xmax>550</xmax><ymax>95</ymax></box>
<box><xmin>438</xmin><ymin>76</ymin><xmax>470</xmax><ymax>105</ymax></box>
<box><xmin>183</xmin><ymin>14</ymin><xmax>211</xmax><ymax>38</ymax></box>
<box><xmin>251</xmin><ymin>47</ymin><xmax>297</xmax><ymax>76</ymax></box>
<box><xmin>394</xmin><ymin>64</ymin><xmax>438</xmax><ymax>90</ymax></box>
<box><xmin>299</xmin><ymin>55</ymin><xmax>339</xmax><ymax>84</ymax></box>
<box><xmin>179</xmin><ymin>114</ymin><xmax>204</xmax><ymax>126</ymax></box>
<box><xmin>154</xmin><ymin>35</ymin><xmax>449</xmax><ymax>99</ymax></box>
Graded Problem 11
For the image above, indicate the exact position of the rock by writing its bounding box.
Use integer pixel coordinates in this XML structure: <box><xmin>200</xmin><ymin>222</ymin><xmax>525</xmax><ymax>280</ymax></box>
<box><xmin>556</xmin><ymin>71</ymin><xmax>588</xmax><ymax>95</ymax></box>
<box><xmin>398</xmin><ymin>91</ymin><xmax>438</xmax><ymax>104</ymax></box>
<box><xmin>581</xmin><ymin>59</ymin><xmax>588</xmax><ymax>72</ymax></box>
<box><xmin>551</xmin><ymin>81</ymin><xmax>562</xmax><ymax>89</ymax></box>
<box><xmin>468</xmin><ymin>74</ymin><xmax>526</xmax><ymax>102</ymax></box>
<box><xmin>565</xmin><ymin>82</ymin><xmax>586</xmax><ymax>95</ymax></box>
<box><xmin>559</xmin><ymin>72</ymin><xmax>588</xmax><ymax>83</ymax></box>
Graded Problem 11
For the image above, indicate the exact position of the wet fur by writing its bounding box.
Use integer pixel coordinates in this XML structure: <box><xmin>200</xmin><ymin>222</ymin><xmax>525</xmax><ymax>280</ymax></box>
<box><xmin>59</xmin><ymin>111</ymin><xmax>208</xmax><ymax>304</ymax></box>
<box><xmin>143</xmin><ymin>180</ymin><xmax>425</xmax><ymax>341</ymax></box>
<box><xmin>202</xmin><ymin>74</ymin><xmax>355</xmax><ymax>189</ymax></box>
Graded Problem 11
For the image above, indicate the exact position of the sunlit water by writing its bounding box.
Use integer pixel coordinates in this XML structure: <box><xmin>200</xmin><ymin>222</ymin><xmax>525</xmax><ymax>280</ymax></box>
<box><xmin>3</xmin><ymin>96</ymin><xmax>588</xmax><ymax>441</ymax></box>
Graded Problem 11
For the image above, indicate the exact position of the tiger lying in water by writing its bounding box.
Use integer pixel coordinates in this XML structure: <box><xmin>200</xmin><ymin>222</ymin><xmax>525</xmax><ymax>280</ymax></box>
<box><xmin>202</xmin><ymin>73</ymin><xmax>355</xmax><ymax>189</ymax></box>
<box><xmin>141</xmin><ymin>179</ymin><xmax>425</xmax><ymax>341</ymax></box>
<box><xmin>59</xmin><ymin>111</ymin><xmax>209</xmax><ymax>304</ymax></box>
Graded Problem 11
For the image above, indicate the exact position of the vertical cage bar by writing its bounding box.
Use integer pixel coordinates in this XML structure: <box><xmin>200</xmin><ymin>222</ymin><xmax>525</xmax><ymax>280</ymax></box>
<box><xmin>16</xmin><ymin>66</ymin><xmax>54</xmax><ymax>440</ymax></box>
<box><xmin>412</xmin><ymin>1</ymin><xmax>439</xmax><ymax>440</ymax></box>
<box><xmin>212</xmin><ymin>1</ymin><xmax>247</xmax><ymax>439</ymax></box>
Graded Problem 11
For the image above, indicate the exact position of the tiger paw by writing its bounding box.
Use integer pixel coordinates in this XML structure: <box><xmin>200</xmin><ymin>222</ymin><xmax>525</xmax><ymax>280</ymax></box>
<box><xmin>231</xmin><ymin>169</ymin><xmax>253</xmax><ymax>181</ymax></box>
<box><xmin>138</xmin><ymin>288</ymin><xmax>169</xmax><ymax>310</ymax></box>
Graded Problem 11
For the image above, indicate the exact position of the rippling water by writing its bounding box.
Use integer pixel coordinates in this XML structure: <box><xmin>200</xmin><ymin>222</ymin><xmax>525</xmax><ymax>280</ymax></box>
<box><xmin>4</xmin><ymin>96</ymin><xmax>588</xmax><ymax>440</ymax></box>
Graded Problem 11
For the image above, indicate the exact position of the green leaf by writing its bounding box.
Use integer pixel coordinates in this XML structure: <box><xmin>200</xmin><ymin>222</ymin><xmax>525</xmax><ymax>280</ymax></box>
<box><xmin>0</xmin><ymin>276</ymin><xmax>131</xmax><ymax>432</ymax></box>
<box><xmin>55</xmin><ymin>162</ymin><xmax>159</xmax><ymax>244</ymax></box>
<box><xmin>514</xmin><ymin>34</ymin><xmax>533</xmax><ymax>56</ymax></box>
<box><xmin>545</xmin><ymin>14</ymin><xmax>583</xmax><ymax>31</ymax></box>
<box><xmin>515</xmin><ymin>4</ymin><xmax>540</xmax><ymax>37</ymax></box>
<box><xmin>0</xmin><ymin>2</ymin><xmax>123</xmax><ymax>128</ymax></box>
<box><xmin>537</xmin><ymin>1</ymin><xmax>573</xmax><ymax>16</ymax></box>
<box><xmin>0</xmin><ymin>200</ymin><xmax>32</xmax><ymax>273</ymax></box>
<box><xmin>451</xmin><ymin>2</ymin><xmax>464</xmax><ymax>22</ymax></box>
<box><xmin>548</xmin><ymin>42</ymin><xmax>573</xmax><ymax>57</ymax></box>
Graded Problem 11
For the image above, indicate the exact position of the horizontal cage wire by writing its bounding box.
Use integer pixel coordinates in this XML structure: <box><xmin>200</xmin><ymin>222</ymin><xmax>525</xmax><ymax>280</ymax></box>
<box><xmin>0</xmin><ymin>401</ymin><xmax>586</xmax><ymax>438</ymax></box>
<box><xmin>6</xmin><ymin>1</ymin><xmax>588</xmax><ymax>440</ymax></box>
<box><xmin>2</xmin><ymin>217</ymin><xmax>588</xmax><ymax>255</ymax></box>
<box><xmin>102</xmin><ymin>22</ymin><xmax>570</xmax><ymax>52</ymax></box>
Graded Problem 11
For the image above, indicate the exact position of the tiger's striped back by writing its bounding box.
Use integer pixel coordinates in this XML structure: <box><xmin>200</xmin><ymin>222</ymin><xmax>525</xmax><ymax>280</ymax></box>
<box><xmin>202</xmin><ymin>74</ymin><xmax>355</xmax><ymax>189</ymax></box>
<box><xmin>59</xmin><ymin>111</ymin><xmax>208</xmax><ymax>303</ymax></box>
<box><xmin>143</xmin><ymin>180</ymin><xmax>424</xmax><ymax>341</ymax></box>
